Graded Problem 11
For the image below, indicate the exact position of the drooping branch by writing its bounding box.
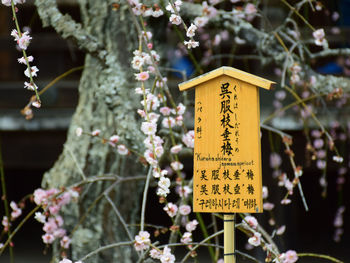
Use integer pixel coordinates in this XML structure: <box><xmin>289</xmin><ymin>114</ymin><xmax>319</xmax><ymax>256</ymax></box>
<box><xmin>180</xmin><ymin>2</ymin><xmax>350</xmax><ymax>94</ymax></box>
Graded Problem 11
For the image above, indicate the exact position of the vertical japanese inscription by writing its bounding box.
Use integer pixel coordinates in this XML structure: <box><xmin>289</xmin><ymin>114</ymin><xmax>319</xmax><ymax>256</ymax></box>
<box><xmin>194</xmin><ymin>76</ymin><xmax>262</xmax><ymax>213</ymax></box>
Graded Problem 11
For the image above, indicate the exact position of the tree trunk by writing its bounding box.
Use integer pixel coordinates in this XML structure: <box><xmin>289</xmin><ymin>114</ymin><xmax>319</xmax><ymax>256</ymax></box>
<box><xmin>35</xmin><ymin>1</ymin><xmax>146</xmax><ymax>262</ymax></box>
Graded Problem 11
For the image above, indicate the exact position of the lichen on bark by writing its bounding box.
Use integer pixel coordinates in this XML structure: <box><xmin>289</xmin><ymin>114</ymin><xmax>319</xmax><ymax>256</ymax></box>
<box><xmin>34</xmin><ymin>0</ymin><xmax>146</xmax><ymax>262</ymax></box>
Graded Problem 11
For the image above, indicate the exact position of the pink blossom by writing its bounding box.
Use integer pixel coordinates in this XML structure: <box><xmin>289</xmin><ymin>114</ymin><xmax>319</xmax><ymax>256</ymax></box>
<box><xmin>184</xmin><ymin>40</ymin><xmax>199</xmax><ymax>49</ymax></box>
<box><xmin>169</xmin><ymin>14</ymin><xmax>182</xmax><ymax>25</ymax></box>
<box><xmin>316</xmin><ymin>160</ymin><xmax>326</xmax><ymax>170</ymax></box>
<box><xmin>186</xmin><ymin>219</ymin><xmax>198</xmax><ymax>232</ymax></box>
<box><xmin>53</xmin><ymin>228</ymin><xmax>66</xmax><ymax>238</ymax></box>
<box><xmin>91</xmin><ymin>129</ymin><xmax>100</xmax><ymax>136</ymax></box>
<box><xmin>281</xmin><ymin>199</ymin><xmax>291</xmax><ymax>205</ymax></box>
<box><xmin>180</xmin><ymin>232</ymin><xmax>192</xmax><ymax>244</ymax></box>
<box><xmin>313</xmin><ymin>28</ymin><xmax>327</xmax><ymax>46</ymax></box>
<box><xmin>135</xmin><ymin>71</ymin><xmax>149</xmax><ymax>81</ymax></box>
<box><xmin>35</xmin><ymin>212</ymin><xmax>46</xmax><ymax>223</ymax></box>
<box><xmin>248</xmin><ymin>232</ymin><xmax>261</xmax><ymax>246</ymax></box>
<box><xmin>163</xmin><ymin>202</ymin><xmax>178</xmax><ymax>217</ymax></box>
<box><xmin>284</xmin><ymin>250</ymin><xmax>298</xmax><ymax>263</ymax></box>
<box><xmin>18</xmin><ymin>55</ymin><xmax>33</xmax><ymax>64</ymax></box>
<box><xmin>162</xmin><ymin>117</ymin><xmax>175</xmax><ymax>128</ymax></box>
<box><xmin>148</xmin><ymin>112</ymin><xmax>160</xmax><ymax>123</ymax></box>
<box><xmin>276</xmin><ymin>225</ymin><xmax>286</xmax><ymax>235</ymax></box>
<box><xmin>24</xmin><ymin>65</ymin><xmax>39</xmax><ymax>78</ymax></box>
<box><xmin>141</xmin><ymin>121</ymin><xmax>157</xmax><ymax>135</ymax></box>
<box><xmin>43</xmin><ymin>218</ymin><xmax>58</xmax><ymax>234</ymax></box>
<box><xmin>186</xmin><ymin>23</ymin><xmax>197</xmax><ymax>38</ymax></box>
<box><xmin>170</xmin><ymin>144</ymin><xmax>182</xmax><ymax>154</ymax></box>
<box><xmin>175</xmin><ymin>103</ymin><xmax>186</xmax><ymax>115</ymax></box>
<box><xmin>42</xmin><ymin>233</ymin><xmax>55</xmax><ymax>244</ymax></box>
<box><xmin>33</xmin><ymin>188</ymin><xmax>48</xmax><ymax>205</ymax></box>
<box><xmin>176</xmin><ymin>185</ymin><xmax>192</xmax><ymax>198</ymax></box>
<box><xmin>60</xmin><ymin>236</ymin><xmax>71</xmax><ymax>249</ymax></box>
<box><xmin>117</xmin><ymin>144</ymin><xmax>129</xmax><ymax>155</ymax></box>
<box><xmin>170</xmin><ymin>161</ymin><xmax>183</xmax><ymax>171</ymax></box>
<box><xmin>313</xmin><ymin>138</ymin><xmax>324</xmax><ymax>149</ymax></box>
<box><xmin>49</xmin><ymin>205</ymin><xmax>60</xmax><ymax>215</ymax></box>
<box><xmin>202</xmin><ymin>1</ymin><xmax>217</xmax><ymax>17</ymax></box>
<box><xmin>194</xmin><ymin>16</ymin><xmax>209</xmax><ymax>27</ymax></box>
<box><xmin>175</xmin><ymin>115</ymin><xmax>183</xmax><ymax>126</ymax></box>
<box><xmin>150</xmin><ymin>248</ymin><xmax>162</xmax><ymax>259</ymax></box>
<box><xmin>2</xmin><ymin>216</ymin><xmax>9</xmax><ymax>230</ymax></box>
<box><xmin>17</xmin><ymin>31</ymin><xmax>32</xmax><ymax>50</ymax></box>
<box><xmin>10</xmin><ymin>201</ymin><xmax>22</xmax><ymax>219</ymax></box>
<box><xmin>24</xmin><ymin>81</ymin><xmax>38</xmax><ymax>91</ymax></box>
<box><xmin>262</xmin><ymin>186</ymin><xmax>268</xmax><ymax>199</ymax></box>
<box><xmin>270</xmin><ymin>153</ymin><xmax>282</xmax><ymax>169</ymax></box>
<box><xmin>179</xmin><ymin>204</ymin><xmax>191</xmax><ymax>215</ymax></box>
<box><xmin>244</xmin><ymin>3</ymin><xmax>257</xmax><ymax>15</ymax></box>
<box><xmin>182</xmin><ymin>130</ymin><xmax>194</xmax><ymax>148</ymax></box>
<box><xmin>243</xmin><ymin>215</ymin><xmax>258</xmax><ymax>229</ymax></box>
<box><xmin>160</xmin><ymin>247</ymin><xmax>175</xmax><ymax>263</ymax></box>
<box><xmin>134</xmin><ymin>231</ymin><xmax>151</xmax><ymax>251</ymax></box>
<box><xmin>109</xmin><ymin>135</ymin><xmax>120</xmax><ymax>145</ymax></box>
<box><xmin>160</xmin><ymin>107</ymin><xmax>171</xmax><ymax>116</ymax></box>
<box><xmin>158</xmin><ymin>177</ymin><xmax>170</xmax><ymax>189</ymax></box>
<box><xmin>263</xmin><ymin>202</ymin><xmax>275</xmax><ymax>211</ymax></box>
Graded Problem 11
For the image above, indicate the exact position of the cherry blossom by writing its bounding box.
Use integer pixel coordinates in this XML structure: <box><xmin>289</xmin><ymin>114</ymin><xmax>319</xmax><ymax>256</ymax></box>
<box><xmin>283</xmin><ymin>250</ymin><xmax>298</xmax><ymax>263</ymax></box>
<box><xmin>184</xmin><ymin>39</ymin><xmax>199</xmax><ymax>49</ymax></box>
<box><xmin>117</xmin><ymin>144</ymin><xmax>129</xmax><ymax>155</ymax></box>
<box><xmin>243</xmin><ymin>215</ymin><xmax>258</xmax><ymax>229</ymax></box>
<box><xmin>24</xmin><ymin>65</ymin><xmax>39</xmax><ymax>78</ymax></box>
<box><xmin>91</xmin><ymin>129</ymin><xmax>100</xmax><ymax>136</ymax></box>
<box><xmin>313</xmin><ymin>28</ymin><xmax>327</xmax><ymax>46</ymax></box>
<box><xmin>182</xmin><ymin>130</ymin><xmax>194</xmax><ymax>148</ymax></box>
<box><xmin>186</xmin><ymin>219</ymin><xmax>198</xmax><ymax>232</ymax></box>
<box><xmin>169</xmin><ymin>14</ymin><xmax>182</xmax><ymax>25</ymax></box>
<box><xmin>186</xmin><ymin>23</ymin><xmax>197</xmax><ymax>38</ymax></box>
<box><xmin>180</xmin><ymin>232</ymin><xmax>192</xmax><ymax>244</ymax></box>
<box><xmin>248</xmin><ymin>232</ymin><xmax>261</xmax><ymax>247</ymax></box>
<box><xmin>163</xmin><ymin>202</ymin><xmax>178</xmax><ymax>217</ymax></box>
<box><xmin>179</xmin><ymin>204</ymin><xmax>191</xmax><ymax>215</ymax></box>
<box><xmin>135</xmin><ymin>71</ymin><xmax>150</xmax><ymax>81</ymax></box>
<box><xmin>134</xmin><ymin>230</ymin><xmax>151</xmax><ymax>251</ymax></box>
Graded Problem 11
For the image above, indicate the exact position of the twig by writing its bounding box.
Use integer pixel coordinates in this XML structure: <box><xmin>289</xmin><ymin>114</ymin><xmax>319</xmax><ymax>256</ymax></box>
<box><xmin>298</xmin><ymin>253</ymin><xmax>344</xmax><ymax>263</ymax></box>
<box><xmin>64</xmin><ymin>145</ymin><xmax>86</xmax><ymax>181</ymax></box>
<box><xmin>79</xmin><ymin>241</ymin><xmax>134</xmax><ymax>262</ymax></box>
<box><xmin>180</xmin><ymin>230</ymin><xmax>224</xmax><ymax>263</ymax></box>
<box><xmin>140</xmin><ymin>167</ymin><xmax>152</xmax><ymax>232</ymax></box>
<box><xmin>104</xmin><ymin>194</ymin><xmax>134</xmax><ymax>242</ymax></box>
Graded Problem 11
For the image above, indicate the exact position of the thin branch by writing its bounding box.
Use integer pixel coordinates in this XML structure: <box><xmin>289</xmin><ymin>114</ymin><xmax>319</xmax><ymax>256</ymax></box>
<box><xmin>64</xmin><ymin>145</ymin><xmax>86</xmax><ymax>181</ymax></box>
<box><xmin>79</xmin><ymin>241</ymin><xmax>134</xmax><ymax>262</ymax></box>
<box><xmin>104</xmin><ymin>194</ymin><xmax>134</xmax><ymax>242</ymax></box>
<box><xmin>140</xmin><ymin>167</ymin><xmax>152</xmax><ymax>232</ymax></box>
<box><xmin>180</xmin><ymin>230</ymin><xmax>224</xmax><ymax>263</ymax></box>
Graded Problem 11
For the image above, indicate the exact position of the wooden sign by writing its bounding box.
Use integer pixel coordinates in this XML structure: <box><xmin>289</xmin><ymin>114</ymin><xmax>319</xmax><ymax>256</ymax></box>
<box><xmin>179</xmin><ymin>67</ymin><xmax>274</xmax><ymax>213</ymax></box>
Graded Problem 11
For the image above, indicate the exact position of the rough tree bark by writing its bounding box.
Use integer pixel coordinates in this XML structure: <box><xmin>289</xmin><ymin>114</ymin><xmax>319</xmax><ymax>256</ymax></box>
<box><xmin>35</xmin><ymin>0</ymin><xmax>146</xmax><ymax>262</ymax></box>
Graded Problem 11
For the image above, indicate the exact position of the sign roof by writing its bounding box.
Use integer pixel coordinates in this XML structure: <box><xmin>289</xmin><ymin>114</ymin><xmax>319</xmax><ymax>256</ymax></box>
<box><xmin>178</xmin><ymin>66</ymin><xmax>275</xmax><ymax>91</ymax></box>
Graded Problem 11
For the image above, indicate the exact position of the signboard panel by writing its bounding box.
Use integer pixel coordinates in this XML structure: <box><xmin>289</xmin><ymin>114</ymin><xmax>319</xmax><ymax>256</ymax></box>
<box><xmin>193</xmin><ymin>75</ymin><xmax>262</xmax><ymax>213</ymax></box>
<box><xmin>178</xmin><ymin>66</ymin><xmax>274</xmax><ymax>214</ymax></box>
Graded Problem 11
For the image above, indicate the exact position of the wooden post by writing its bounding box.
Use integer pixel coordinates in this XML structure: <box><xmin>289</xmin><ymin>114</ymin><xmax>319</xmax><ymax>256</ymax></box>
<box><xmin>224</xmin><ymin>214</ymin><xmax>235</xmax><ymax>263</ymax></box>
